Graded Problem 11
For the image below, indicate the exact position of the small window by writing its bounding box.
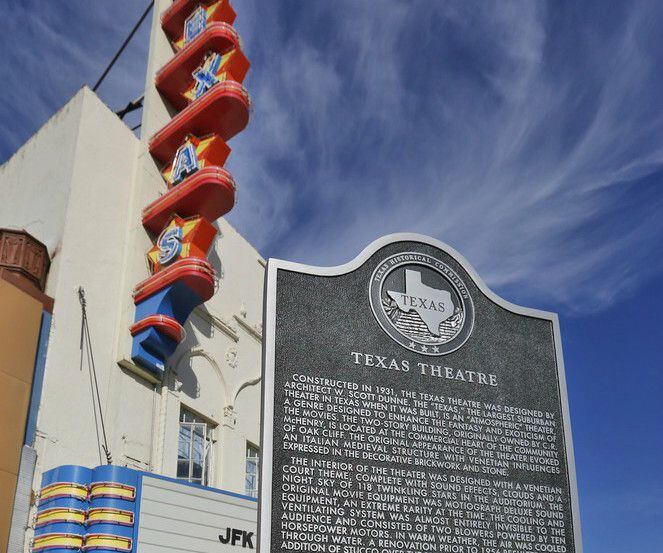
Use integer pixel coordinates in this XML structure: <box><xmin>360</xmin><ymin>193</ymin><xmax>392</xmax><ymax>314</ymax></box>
<box><xmin>245</xmin><ymin>443</ymin><xmax>260</xmax><ymax>498</ymax></box>
<box><xmin>178</xmin><ymin>408</ymin><xmax>215</xmax><ymax>486</ymax></box>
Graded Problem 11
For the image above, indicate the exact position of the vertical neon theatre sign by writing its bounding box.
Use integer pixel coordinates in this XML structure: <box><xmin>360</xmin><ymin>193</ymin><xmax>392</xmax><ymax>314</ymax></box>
<box><xmin>130</xmin><ymin>0</ymin><xmax>250</xmax><ymax>375</ymax></box>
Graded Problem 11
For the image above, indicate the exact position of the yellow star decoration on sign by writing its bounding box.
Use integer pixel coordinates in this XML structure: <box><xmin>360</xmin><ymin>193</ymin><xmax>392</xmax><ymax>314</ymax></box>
<box><xmin>147</xmin><ymin>215</ymin><xmax>217</xmax><ymax>274</ymax></box>
<box><xmin>161</xmin><ymin>134</ymin><xmax>231</xmax><ymax>187</ymax></box>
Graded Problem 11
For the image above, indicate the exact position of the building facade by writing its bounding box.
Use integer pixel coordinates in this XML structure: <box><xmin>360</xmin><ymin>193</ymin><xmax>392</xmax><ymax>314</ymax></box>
<box><xmin>0</xmin><ymin>1</ymin><xmax>263</xmax><ymax>551</ymax></box>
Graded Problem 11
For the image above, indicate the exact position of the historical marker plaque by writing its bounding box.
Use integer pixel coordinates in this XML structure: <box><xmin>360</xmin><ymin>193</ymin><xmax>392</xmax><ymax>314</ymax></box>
<box><xmin>260</xmin><ymin>234</ymin><xmax>582</xmax><ymax>553</ymax></box>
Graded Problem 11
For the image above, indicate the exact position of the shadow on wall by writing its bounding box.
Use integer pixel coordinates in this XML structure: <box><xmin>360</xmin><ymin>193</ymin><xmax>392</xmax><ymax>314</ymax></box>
<box><xmin>189</xmin><ymin>307</ymin><xmax>214</xmax><ymax>339</ymax></box>
<box><xmin>175</xmin><ymin>350</ymin><xmax>201</xmax><ymax>399</ymax></box>
<box><xmin>172</xmin><ymin>348</ymin><xmax>230</xmax><ymax>407</ymax></box>
<box><xmin>208</xmin><ymin>223</ymin><xmax>224</xmax><ymax>280</ymax></box>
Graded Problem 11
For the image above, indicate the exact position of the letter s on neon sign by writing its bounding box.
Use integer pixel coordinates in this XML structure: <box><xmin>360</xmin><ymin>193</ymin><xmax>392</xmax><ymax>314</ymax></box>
<box><xmin>157</xmin><ymin>226</ymin><xmax>183</xmax><ymax>265</ymax></box>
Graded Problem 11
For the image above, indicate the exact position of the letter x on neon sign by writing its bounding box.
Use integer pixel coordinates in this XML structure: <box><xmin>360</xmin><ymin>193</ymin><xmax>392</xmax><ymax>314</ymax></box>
<box><xmin>192</xmin><ymin>53</ymin><xmax>223</xmax><ymax>100</ymax></box>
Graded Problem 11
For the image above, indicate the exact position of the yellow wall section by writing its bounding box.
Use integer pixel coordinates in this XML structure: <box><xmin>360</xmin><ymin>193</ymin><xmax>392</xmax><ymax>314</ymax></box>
<box><xmin>0</xmin><ymin>278</ymin><xmax>43</xmax><ymax>552</ymax></box>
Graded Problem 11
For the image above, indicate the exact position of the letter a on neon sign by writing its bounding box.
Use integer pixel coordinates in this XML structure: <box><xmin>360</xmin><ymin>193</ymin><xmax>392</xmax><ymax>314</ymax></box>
<box><xmin>171</xmin><ymin>140</ymin><xmax>200</xmax><ymax>185</ymax></box>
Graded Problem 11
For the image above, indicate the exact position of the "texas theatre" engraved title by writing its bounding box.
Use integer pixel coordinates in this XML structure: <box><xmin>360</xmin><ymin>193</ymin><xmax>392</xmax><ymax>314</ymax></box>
<box><xmin>350</xmin><ymin>351</ymin><xmax>498</xmax><ymax>387</ymax></box>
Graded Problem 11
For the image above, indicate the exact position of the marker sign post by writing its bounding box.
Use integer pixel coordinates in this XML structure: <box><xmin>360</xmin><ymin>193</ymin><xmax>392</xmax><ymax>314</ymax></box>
<box><xmin>260</xmin><ymin>234</ymin><xmax>582</xmax><ymax>553</ymax></box>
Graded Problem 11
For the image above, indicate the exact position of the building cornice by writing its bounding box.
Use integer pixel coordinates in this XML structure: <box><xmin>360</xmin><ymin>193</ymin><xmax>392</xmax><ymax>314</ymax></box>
<box><xmin>193</xmin><ymin>306</ymin><xmax>239</xmax><ymax>342</ymax></box>
<box><xmin>233</xmin><ymin>313</ymin><xmax>262</xmax><ymax>342</ymax></box>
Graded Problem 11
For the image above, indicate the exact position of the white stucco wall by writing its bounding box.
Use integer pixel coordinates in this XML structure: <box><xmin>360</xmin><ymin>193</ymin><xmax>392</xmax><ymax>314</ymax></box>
<box><xmin>0</xmin><ymin>88</ymin><xmax>141</xmax><ymax>474</ymax></box>
<box><xmin>1</xmin><ymin>5</ymin><xmax>265</xmax><ymax>551</ymax></box>
<box><xmin>0</xmin><ymin>91</ymin><xmax>85</xmax><ymax>294</ymax></box>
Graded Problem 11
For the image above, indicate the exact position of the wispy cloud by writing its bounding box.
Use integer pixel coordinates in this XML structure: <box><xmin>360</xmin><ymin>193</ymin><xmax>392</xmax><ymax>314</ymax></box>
<box><xmin>227</xmin><ymin>0</ymin><xmax>663</xmax><ymax>314</ymax></box>
<box><xmin>2</xmin><ymin>0</ymin><xmax>662</xmax><ymax>315</ymax></box>
<box><xmin>0</xmin><ymin>0</ymin><xmax>150</xmax><ymax>155</ymax></box>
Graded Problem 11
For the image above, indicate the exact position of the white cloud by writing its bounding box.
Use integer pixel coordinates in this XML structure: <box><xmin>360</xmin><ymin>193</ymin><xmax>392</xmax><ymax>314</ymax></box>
<box><xmin>3</xmin><ymin>0</ymin><xmax>661</xmax><ymax>316</ymax></box>
<box><xmin>227</xmin><ymin>0</ymin><xmax>663</xmax><ymax>315</ymax></box>
<box><xmin>0</xmin><ymin>0</ymin><xmax>150</xmax><ymax>155</ymax></box>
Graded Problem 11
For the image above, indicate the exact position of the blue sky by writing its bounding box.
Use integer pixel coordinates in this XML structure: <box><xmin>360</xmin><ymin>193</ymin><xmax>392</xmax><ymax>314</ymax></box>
<box><xmin>2</xmin><ymin>1</ymin><xmax>662</xmax><ymax>550</ymax></box>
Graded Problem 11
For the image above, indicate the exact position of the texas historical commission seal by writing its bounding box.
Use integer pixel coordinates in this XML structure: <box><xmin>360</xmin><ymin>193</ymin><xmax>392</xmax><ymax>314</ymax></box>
<box><xmin>369</xmin><ymin>252</ymin><xmax>475</xmax><ymax>355</ymax></box>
